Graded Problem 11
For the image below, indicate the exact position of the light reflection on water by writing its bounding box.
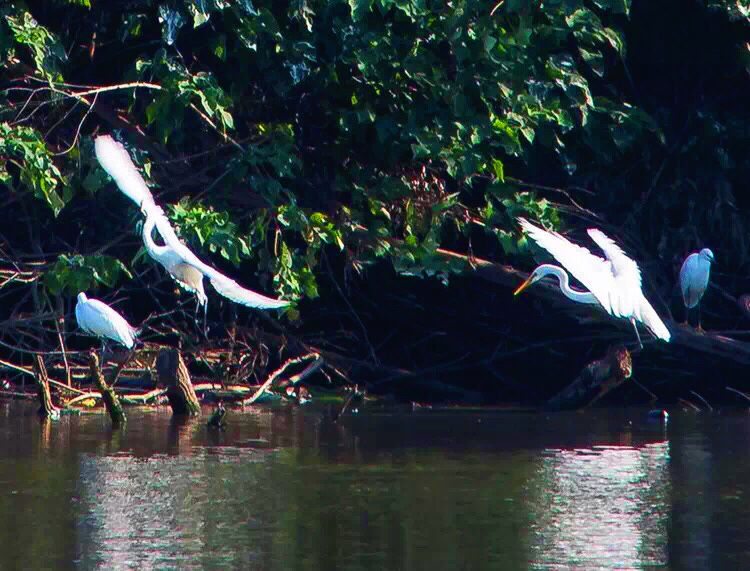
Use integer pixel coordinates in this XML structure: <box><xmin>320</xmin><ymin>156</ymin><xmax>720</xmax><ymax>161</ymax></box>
<box><xmin>529</xmin><ymin>443</ymin><xmax>669</xmax><ymax>568</ymax></box>
<box><xmin>2</xmin><ymin>401</ymin><xmax>750</xmax><ymax>569</ymax></box>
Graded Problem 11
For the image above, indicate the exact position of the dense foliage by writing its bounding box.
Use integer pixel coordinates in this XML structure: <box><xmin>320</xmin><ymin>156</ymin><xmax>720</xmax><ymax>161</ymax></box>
<box><xmin>2</xmin><ymin>0</ymin><xmax>750</xmax><ymax>401</ymax></box>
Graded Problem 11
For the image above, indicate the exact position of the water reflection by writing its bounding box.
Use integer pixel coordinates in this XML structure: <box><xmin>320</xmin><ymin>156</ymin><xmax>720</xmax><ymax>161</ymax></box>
<box><xmin>4</xmin><ymin>403</ymin><xmax>750</xmax><ymax>568</ymax></box>
<box><xmin>529</xmin><ymin>442</ymin><xmax>670</xmax><ymax>568</ymax></box>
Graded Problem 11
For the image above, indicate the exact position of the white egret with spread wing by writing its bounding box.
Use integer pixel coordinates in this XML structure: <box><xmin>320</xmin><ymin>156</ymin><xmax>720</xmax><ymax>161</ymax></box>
<box><xmin>514</xmin><ymin>218</ymin><xmax>671</xmax><ymax>345</ymax></box>
<box><xmin>75</xmin><ymin>292</ymin><xmax>138</xmax><ymax>349</ymax></box>
<box><xmin>679</xmin><ymin>248</ymin><xmax>714</xmax><ymax>331</ymax></box>
<box><xmin>94</xmin><ymin>134</ymin><xmax>290</xmax><ymax>313</ymax></box>
<box><xmin>141</xmin><ymin>205</ymin><xmax>290</xmax><ymax>310</ymax></box>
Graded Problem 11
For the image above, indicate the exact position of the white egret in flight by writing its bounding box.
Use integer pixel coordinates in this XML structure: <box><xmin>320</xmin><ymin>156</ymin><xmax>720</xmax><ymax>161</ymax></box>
<box><xmin>94</xmin><ymin>134</ymin><xmax>290</xmax><ymax>312</ymax></box>
<box><xmin>514</xmin><ymin>218</ymin><xmax>671</xmax><ymax>345</ymax></box>
<box><xmin>75</xmin><ymin>292</ymin><xmax>138</xmax><ymax>349</ymax></box>
<box><xmin>679</xmin><ymin>248</ymin><xmax>714</xmax><ymax>331</ymax></box>
<box><xmin>141</xmin><ymin>205</ymin><xmax>290</xmax><ymax>310</ymax></box>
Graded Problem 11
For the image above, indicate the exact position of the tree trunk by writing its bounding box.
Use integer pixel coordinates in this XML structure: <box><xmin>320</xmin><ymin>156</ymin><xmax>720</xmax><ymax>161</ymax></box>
<box><xmin>33</xmin><ymin>355</ymin><xmax>60</xmax><ymax>419</ymax></box>
<box><xmin>544</xmin><ymin>345</ymin><xmax>632</xmax><ymax>411</ymax></box>
<box><xmin>88</xmin><ymin>352</ymin><xmax>126</xmax><ymax>426</ymax></box>
<box><xmin>157</xmin><ymin>348</ymin><xmax>201</xmax><ymax>416</ymax></box>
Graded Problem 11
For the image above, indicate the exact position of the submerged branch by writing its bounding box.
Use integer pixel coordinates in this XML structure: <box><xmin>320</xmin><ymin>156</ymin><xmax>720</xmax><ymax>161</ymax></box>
<box><xmin>242</xmin><ymin>353</ymin><xmax>322</xmax><ymax>406</ymax></box>
<box><xmin>434</xmin><ymin>246</ymin><xmax>750</xmax><ymax>367</ymax></box>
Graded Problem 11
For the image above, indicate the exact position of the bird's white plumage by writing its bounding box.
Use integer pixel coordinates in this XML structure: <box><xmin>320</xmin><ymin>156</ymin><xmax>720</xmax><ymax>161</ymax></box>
<box><xmin>75</xmin><ymin>292</ymin><xmax>138</xmax><ymax>348</ymax></box>
<box><xmin>142</xmin><ymin>207</ymin><xmax>289</xmax><ymax>309</ymax></box>
<box><xmin>518</xmin><ymin>218</ymin><xmax>670</xmax><ymax>342</ymax></box>
<box><xmin>95</xmin><ymin>133</ymin><xmax>289</xmax><ymax>310</ymax></box>
<box><xmin>94</xmin><ymin>135</ymin><xmax>156</xmax><ymax>211</ymax></box>
<box><xmin>679</xmin><ymin>248</ymin><xmax>713</xmax><ymax>308</ymax></box>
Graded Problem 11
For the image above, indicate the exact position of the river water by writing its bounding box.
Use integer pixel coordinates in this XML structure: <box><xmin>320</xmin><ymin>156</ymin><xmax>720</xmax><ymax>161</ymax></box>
<box><xmin>0</xmin><ymin>400</ymin><xmax>748</xmax><ymax>569</ymax></box>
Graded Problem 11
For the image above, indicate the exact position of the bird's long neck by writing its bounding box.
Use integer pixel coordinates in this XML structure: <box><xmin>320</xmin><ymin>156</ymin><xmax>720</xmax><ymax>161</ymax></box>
<box><xmin>536</xmin><ymin>264</ymin><xmax>598</xmax><ymax>305</ymax></box>
<box><xmin>142</xmin><ymin>214</ymin><xmax>169</xmax><ymax>259</ymax></box>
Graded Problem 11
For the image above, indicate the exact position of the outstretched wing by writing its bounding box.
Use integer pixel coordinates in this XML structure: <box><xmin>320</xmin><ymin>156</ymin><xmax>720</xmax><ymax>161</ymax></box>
<box><xmin>95</xmin><ymin>135</ymin><xmax>157</xmax><ymax>211</ymax></box>
<box><xmin>586</xmin><ymin>229</ymin><xmax>642</xmax><ymax>286</ymax></box>
<box><xmin>145</xmin><ymin>205</ymin><xmax>290</xmax><ymax>310</ymax></box>
<box><xmin>518</xmin><ymin>218</ymin><xmax>618</xmax><ymax>315</ymax></box>
<box><xmin>586</xmin><ymin>229</ymin><xmax>643</xmax><ymax>318</ymax></box>
<box><xmin>209</xmin><ymin>274</ymin><xmax>290</xmax><ymax>309</ymax></box>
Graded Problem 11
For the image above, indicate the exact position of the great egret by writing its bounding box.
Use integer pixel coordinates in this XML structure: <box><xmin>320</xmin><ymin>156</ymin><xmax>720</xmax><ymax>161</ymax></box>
<box><xmin>679</xmin><ymin>248</ymin><xmax>714</xmax><ymax>331</ymax></box>
<box><xmin>94</xmin><ymin>134</ymin><xmax>290</xmax><ymax>312</ymax></box>
<box><xmin>142</xmin><ymin>205</ymin><xmax>289</xmax><ymax>310</ymax></box>
<box><xmin>514</xmin><ymin>218</ymin><xmax>671</xmax><ymax>345</ymax></box>
<box><xmin>75</xmin><ymin>292</ymin><xmax>138</xmax><ymax>349</ymax></box>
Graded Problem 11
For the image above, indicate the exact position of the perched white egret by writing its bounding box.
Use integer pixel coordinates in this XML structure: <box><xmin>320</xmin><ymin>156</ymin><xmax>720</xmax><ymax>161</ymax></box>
<box><xmin>679</xmin><ymin>248</ymin><xmax>714</xmax><ymax>331</ymax></box>
<box><xmin>514</xmin><ymin>218</ymin><xmax>671</xmax><ymax>344</ymax></box>
<box><xmin>94</xmin><ymin>133</ymin><xmax>290</xmax><ymax>312</ymax></box>
<box><xmin>75</xmin><ymin>292</ymin><xmax>138</xmax><ymax>349</ymax></box>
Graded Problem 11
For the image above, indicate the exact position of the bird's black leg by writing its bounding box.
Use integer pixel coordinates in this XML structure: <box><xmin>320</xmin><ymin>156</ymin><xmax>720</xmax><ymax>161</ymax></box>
<box><xmin>684</xmin><ymin>287</ymin><xmax>693</xmax><ymax>326</ymax></box>
<box><xmin>192</xmin><ymin>299</ymin><xmax>201</xmax><ymax>332</ymax></box>
<box><xmin>630</xmin><ymin>317</ymin><xmax>643</xmax><ymax>349</ymax></box>
<box><xmin>697</xmin><ymin>302</ymin><xmax>703</xmax><ymax>333</ymax></box>
<box><xmin>203</xmin><ymin>302</ymin><xmax>208</xmax><ymax>339</ymax></box>
<box><xmin>100</xmin><ymin>340</ymin><xmax>111</xmax><ymax>364</ymax></box>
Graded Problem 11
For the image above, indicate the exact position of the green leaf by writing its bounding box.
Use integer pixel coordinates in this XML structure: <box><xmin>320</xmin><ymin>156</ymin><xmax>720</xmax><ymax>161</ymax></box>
<box><xmin>44</xmin><ymin>254</ymin><xmax>132</xmax><ymax>295</ymax></box>
<box><xmin>0</xmin><ymin>123</ymin><xmax>68</xmax><ymax>215</ymax></box>
<box><xmin>492</xmin><ymin>158</ymin><xmax>505</xmax><ymax>182</ymax></box>
<box><xmin>349</xmin><ymin>0</ymin><xmax>373</xmax><ymax>22</ymax></box>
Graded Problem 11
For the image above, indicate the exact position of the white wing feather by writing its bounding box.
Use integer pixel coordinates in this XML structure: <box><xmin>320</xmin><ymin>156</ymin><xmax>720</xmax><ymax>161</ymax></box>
<box><xmin>95</xmin><ymin>135</ymin><xmax>157</xmax><ymax>211</ymax></box>
<box><xmin>518</xmin><ymin>218</ymin><xmax>618</xmax><ymax>315</ymax></box>
<box><xmin>587</xmin><ymin>229</ymin><xmax>670</xmax><ymax>340</ymax></box>
<box><xmin>210</xmin><ymin>274</ymin><xmax>290</xmax><ymax>309</ymax></box>
<box><xmin>76</xmin><ymin>297</ymin><xmax>137</xmax><ymax>348</ymax></box>
<box><xmin>96</xmin><ymin>134</ymin><xmax>289</xmax><ymax>310</ymax></box>
<box><xmin>519</xmin><ymin>218</ymin><xmax>670</xmax><ymax>342</ymax></box>
<box><xmin>586</xmin><ymin>229</ymin><xmax>641</xmax><ymax>318</ymax></box>
<box><xmin>144</xmin><ymin>205</ymin><xmax>290</xmax><ymax>309</ymax></box>
<box><xmin>636</xmin><ymin>301</ymin><xmax>671</xmax><ymax>341</ymax></box>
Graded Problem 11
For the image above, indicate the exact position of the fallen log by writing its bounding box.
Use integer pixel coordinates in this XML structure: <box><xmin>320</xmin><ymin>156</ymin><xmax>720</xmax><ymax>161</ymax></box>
<box><xmin>88</xmin><ymin>352</ymin><xmax>126</xmax><ymax>426</ymax></box>
<box><xmin>241</xmin><ymin>353</ymin><xmax>322</xmax><ymax>406</ymax></box>
<box><xmin>435</xmin><ymin>247</ymin><xmax>750</xmax><ymax>366</ymax></box>
<box><xmin>33</xmin><ymin>355</ymin><xmax>60</xmax><ymax>420</ymax></box>
<box><xmin>157</xmin><ymin>348</ymin><xmax>201</xmax><ymax>415</ymax></box>
<box><xmin>544</xmin><ymin>345</ymin><xmax>632</xmax><ymax>411</ymax></box>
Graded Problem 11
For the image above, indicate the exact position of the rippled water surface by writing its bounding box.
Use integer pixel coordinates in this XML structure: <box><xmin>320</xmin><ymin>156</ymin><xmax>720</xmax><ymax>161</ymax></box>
<box><xmin>1</xmin><ymin>401</ymin><xmax>750</xmax><ymax>569</ymax></box>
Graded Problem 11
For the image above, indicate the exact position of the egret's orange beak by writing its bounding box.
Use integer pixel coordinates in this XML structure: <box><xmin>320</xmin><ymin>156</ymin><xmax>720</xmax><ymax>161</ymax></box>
<box><xmin>513</xmin><ymin>275</ymin><xmax>534</xmax><ymax>296</ymax></box>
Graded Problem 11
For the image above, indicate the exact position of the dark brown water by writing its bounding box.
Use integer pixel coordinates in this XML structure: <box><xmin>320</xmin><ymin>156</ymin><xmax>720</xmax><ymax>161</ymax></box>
<box><xmin>0</xmin><ymin>401</ymin><xmax>748</xmax><ymax>569</ymax></box>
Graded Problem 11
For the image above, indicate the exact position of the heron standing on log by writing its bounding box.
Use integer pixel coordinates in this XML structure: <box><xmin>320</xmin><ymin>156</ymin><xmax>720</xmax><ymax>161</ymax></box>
<box><xmin>679</xmin><ymin>248</ymin><xmax>714</xmax><ymax>332</ymax></box>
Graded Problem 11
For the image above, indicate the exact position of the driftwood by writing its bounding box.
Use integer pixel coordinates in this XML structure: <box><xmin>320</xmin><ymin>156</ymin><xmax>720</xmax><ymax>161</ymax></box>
<box><xmin>241</xmin><ymin>353</ymin><xmax>323</xmax><ymax>406</ymax></box>
<box><xmin>33</xmin><ymin>355</ymin><xmax>60</xmax><ymax>419</ymax></box>
<box><xmin>88</xmin><ymin>352</ymin><xmax>126</xmax><ymax>426</ymax></box>
<box><xmin>544</xmin><ymin>345</ymin><xmax>632</xmax><ymax>411</ymax></box>
<box><xmin>157</xmin><ymin>348</ymin><xmax>201</xmax><ymax>415</ymax></box>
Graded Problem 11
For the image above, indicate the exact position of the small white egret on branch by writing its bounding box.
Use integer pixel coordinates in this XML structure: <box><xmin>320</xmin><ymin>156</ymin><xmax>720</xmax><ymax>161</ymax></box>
<box><xmin>679</xmin><ymin>248</ymin><xmax>714</xmax><ymax>331</ymax></box>
<box><xmin>94</xmin><ymin>133</ymin><xmax>290</xmax><ymax>313</ymax></box>
<box><xmin>75</xmin><ymin>292</ymin><xmax>138</xmax><ymax>349</ymax></box>
<box><xmin>514</xmin><ymin>218</ymin><xmax>671</xmax><ymax>345</ymax></box>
